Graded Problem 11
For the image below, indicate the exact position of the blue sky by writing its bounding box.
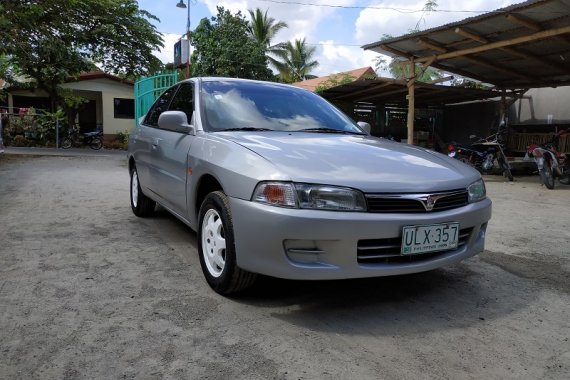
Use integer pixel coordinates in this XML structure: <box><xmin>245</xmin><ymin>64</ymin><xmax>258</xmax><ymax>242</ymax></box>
<box><xmin>137</xmin><ymin>0</ymin><xmax>520</xmax><ymax>77</ymax></box>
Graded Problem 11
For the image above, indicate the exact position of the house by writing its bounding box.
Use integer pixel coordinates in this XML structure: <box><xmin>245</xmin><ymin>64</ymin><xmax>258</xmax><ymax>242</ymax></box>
<box><xmin>291</xmin><ymin>67</ymin><xmax>376</xmax><ymax>92</ymax></box>
<box><xmin>3</xmin><ymin>71</ymin><xmax>134</xmax><ymax>137</ymax></box>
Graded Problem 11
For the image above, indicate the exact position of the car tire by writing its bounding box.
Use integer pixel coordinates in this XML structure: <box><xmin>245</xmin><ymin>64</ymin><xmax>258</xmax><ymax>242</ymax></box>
<box><xmin>130</xmin><ymin>166</ymin><xmax>156</xmax><ymax>216</ymax></box>
<box><xmin>198</xmin><ymin>191</ymin><xmax>257</xmax><ymax>294</ymax></box>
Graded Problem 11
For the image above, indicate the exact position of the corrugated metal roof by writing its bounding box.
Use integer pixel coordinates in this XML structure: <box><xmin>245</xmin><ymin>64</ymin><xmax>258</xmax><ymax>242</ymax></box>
<box><xmin>362</xmin><ymin>0</ymin><xmax>570</xmax><ymax>89</ymax></box>
<box><xmin>319</xmin><ymin>77</ymin><xmax>502</xmax><ymax>107</ymax></box>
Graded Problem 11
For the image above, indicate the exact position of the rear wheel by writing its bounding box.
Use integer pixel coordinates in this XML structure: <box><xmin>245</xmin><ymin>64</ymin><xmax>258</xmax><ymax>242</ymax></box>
<box><xmin>130</xmin><ymin>166</ymin><xmax>156</xmax><ymax>216</ymax></box>
<box><xmin>540</xmin><ymin>160</ymin><xmax>555</xmax><ymax>189</ymax></box>
<box><xmin>61</xmin><ymin>138</ymin><xmax>72</xmax><ymax>149</ymax></box>
<box><xmin>90</xmin><ymin>137</ymin><xmax>103</xmax><ymax>150</ymax></box>
<box><xmin>198</xmin><ymin>191</ymin><xmax>257</xmax><ymax>294</ymax></box>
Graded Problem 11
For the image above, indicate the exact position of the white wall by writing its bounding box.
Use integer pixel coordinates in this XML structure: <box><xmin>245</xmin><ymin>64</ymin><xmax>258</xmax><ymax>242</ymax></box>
<box><xmin>512</xmin><ymin>86</ymin><xmax>570</xmax><ymax>124</ymax></box>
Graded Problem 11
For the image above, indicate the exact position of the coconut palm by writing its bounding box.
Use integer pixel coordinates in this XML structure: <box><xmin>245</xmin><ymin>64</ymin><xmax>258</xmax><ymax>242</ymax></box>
<box><xmin>271</xmin><ymin>38</ymin><xmax>319</xmax><ymax>83</ymax></box>
<box><xmin>247</xmin><ymin>8</ymin><xmax>288</xmax><ymax>47</ymax></box>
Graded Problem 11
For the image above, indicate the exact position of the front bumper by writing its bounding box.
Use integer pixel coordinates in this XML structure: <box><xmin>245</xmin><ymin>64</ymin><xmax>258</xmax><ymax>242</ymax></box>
<box><xmin>230</xmin><ymin>197</ymin><xmax>492</xmax><ymax>280</ymax></box>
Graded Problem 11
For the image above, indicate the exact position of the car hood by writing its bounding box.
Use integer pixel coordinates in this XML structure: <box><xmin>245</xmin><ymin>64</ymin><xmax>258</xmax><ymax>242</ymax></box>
<box><xmin>219</xmin><ymin>132</ymin><xmax>480</xmax><ymax>193</ymax></box>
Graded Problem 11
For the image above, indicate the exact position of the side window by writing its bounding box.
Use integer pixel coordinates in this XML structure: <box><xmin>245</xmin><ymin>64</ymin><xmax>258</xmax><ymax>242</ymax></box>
<box><xmin>143</xmin><ymin>85</ymin><xmax>178</xmax><ymax>127</ymax></box>
<box><xmin>168</xmin><ymin>83</ymin><xmax>194</xmax><ymax>124</ymax></box>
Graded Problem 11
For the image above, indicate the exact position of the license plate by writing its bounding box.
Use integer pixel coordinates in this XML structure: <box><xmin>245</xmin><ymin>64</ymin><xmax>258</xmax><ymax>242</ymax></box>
<box><xmin>401</xmin><ymin>223</ymin><xmax>460</xmax><ymax>255</ymax></box>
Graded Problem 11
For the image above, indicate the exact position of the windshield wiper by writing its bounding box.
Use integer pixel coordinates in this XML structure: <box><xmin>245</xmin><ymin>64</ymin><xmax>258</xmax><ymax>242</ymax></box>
<box><xmin>300</xmin><ymin>127</ymin><xmax>365</xmax><ymax>135</ymax></box>
<box><xmin>221</xmin><ymin>127</ymin><xmax>273</xmax><ymax>132</ymax></box>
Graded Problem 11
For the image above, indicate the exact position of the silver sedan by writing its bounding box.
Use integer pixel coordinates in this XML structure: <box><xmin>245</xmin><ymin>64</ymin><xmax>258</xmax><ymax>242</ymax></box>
<box><xmin>127</xmin><ymin>78</ymin><xmax>491</xmax><ymax>294</ymax></box>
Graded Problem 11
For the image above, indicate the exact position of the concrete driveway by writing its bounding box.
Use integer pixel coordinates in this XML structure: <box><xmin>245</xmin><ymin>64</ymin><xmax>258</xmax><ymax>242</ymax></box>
<box><xmin>0</xmin><ymin>153</ymin><xmax>568</xmax><ymax>379</ymax></box>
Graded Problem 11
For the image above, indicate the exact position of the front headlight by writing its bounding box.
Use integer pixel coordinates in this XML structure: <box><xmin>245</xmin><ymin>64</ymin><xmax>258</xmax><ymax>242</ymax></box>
<box><xmin>252</xmin><ymin>182</ymin><xmax>367</xmax><ymax>211</ymax></box>
<box><xmin>467</xmin><ymin>179</ymin><xmax>486</xmax><ymax>203</ymax></box>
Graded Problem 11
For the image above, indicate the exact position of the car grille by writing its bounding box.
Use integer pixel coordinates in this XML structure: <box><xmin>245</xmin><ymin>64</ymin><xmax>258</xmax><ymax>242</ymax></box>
<box><xmin>357</xmin><ymin>228</ymin><xmax>473</xmax><ymax>264</ymax></box>
<box><xmin>365</xmin><ymin>190</ymin><xmax>468</xmax><ymax>213</ymax></box>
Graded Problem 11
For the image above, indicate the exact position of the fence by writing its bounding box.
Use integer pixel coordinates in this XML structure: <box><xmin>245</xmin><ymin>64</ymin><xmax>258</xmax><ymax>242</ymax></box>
<box><xmin>0</xmin><ymin>107</ymin><xmax>64</xmax><ymax>148</ymax></box>
<box><xmin>134</xmin><ymin>72</ymin><xmax>178</xmax><ymax>127</ymax></box>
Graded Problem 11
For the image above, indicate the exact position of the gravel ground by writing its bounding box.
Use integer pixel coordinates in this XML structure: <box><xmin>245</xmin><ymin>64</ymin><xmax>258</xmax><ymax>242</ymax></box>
<box><xmin>0</xmin><ymin>153</ymin><xmax>568</xmax><ymax>379</ymax></box>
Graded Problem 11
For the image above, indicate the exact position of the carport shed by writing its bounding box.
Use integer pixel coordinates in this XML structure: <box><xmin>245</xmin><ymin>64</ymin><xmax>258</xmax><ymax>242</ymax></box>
<box><xmin>361</xmin><ymin>0</ymin><xmax>570</xmax><ymax>144</ymax></box>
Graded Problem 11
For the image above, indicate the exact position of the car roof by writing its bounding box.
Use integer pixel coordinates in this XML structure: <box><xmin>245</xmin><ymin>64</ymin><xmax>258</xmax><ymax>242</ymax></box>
<box><xmin>181</xmin><ymin>77</ymin><xmax>309</xmax><ymax>92</ymax></box>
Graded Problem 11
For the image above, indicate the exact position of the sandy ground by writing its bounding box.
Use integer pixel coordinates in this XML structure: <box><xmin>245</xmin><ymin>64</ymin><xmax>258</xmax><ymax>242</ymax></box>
<box><xmin>0</xmin><ymin>153</ymin><xmax>569</xmax><ymax>379</ymax></box>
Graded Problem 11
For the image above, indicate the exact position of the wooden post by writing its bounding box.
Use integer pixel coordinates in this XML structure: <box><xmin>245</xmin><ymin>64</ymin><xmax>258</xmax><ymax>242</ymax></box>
<box><xmin>406</xmin><ymin>59</ymin><xmax>416</xmax><ymax>144</ymax></box>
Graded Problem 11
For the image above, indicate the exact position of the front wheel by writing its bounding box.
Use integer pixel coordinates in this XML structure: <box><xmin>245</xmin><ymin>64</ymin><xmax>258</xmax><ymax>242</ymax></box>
<box><xmin>90</xmin><ymin>137</ymin><xmax>103</xmax><ymax>150</ymax></box>
<box><xmin>61</xmin><ymin>138</ymin><xmax>72</xmax><ymax>149</ymax></box>
<box><xmin>498</xmin><ymin>155</ymin><xmax>514</xmax><ymax>181</ymax></box>
<box><xmin>198</xmin><ymin>191</ymin><xmax>257</xmax><ymax>294</ymax></box>
<box><xmin>539</xmin><ymin>160</ymin><xmax>555</xmax><ymax>189</ymax></box>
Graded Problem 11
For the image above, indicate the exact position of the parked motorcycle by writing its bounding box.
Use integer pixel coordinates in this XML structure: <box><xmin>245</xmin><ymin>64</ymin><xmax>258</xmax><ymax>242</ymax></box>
<box><xmin>448</xmin><ymin>127</ymin><xmax>513</xmax><ymax>181</ymax></box>
<box><xmin>61</xmin><ymin>127</ymin><xmax>103</xmax><ymax>150</ymax></box>
<box><xmin>526</xmin><ymin>129</ymin><xmax>569</xmax><ymax>189</ymax></box>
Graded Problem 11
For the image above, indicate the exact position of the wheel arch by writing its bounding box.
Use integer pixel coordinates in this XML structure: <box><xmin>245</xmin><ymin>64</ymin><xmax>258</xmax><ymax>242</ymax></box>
<box><xmin>195</xmin><ymin>174</ymin><xmax>224</xmax><ymax>219</ymax></box>
<box><xmin>128</xmin><ymin>156</ymin><xmax>136</xmax><ymax>173</ymax></box>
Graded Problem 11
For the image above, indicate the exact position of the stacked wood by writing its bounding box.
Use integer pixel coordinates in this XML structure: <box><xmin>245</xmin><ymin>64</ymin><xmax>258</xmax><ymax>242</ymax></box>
<box><xmin>508</xmin><ymin>133</ymin><xmax>570</xmax><ymax>153</ymax></box>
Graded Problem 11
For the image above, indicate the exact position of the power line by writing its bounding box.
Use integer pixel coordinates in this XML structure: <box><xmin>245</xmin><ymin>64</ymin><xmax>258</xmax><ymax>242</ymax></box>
<box><xmin>255</xmin><ymin>0</ymin><xmax>568</xmax><ymax>14</ymax></box>
<box><xmin>306</xmin><ymin>42</ymin><xmax>363</xmax><ymax>47</ymax></box>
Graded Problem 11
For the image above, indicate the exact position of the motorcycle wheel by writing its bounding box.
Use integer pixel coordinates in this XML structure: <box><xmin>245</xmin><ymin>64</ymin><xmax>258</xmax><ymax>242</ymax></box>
<box><xmin>539</xmin><ymin>160</ymin><xmax>555</xmax><ymax>189</ymax></box>
<box><xmin>498</xmin><ymin>156</ymin><xmax>514</xmax><ymax>181</ymax></box>
<box><xmin>61</xmin><ymin>138</ymin><xmax>72</xmax><ymax>149</ymax></box>
<box><xmin>559</xmin><ymin>167</ymin><xmax>570</xmax><ymax>185</ymax></box>
<box><xmin>90</xmin><ymin>137</ymin><xmax>103</xmax><ymax>150</ymax></box>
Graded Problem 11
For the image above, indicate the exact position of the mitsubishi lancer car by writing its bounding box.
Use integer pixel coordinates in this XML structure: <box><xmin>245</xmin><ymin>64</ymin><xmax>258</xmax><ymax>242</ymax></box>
<box><xmin>127</xmin><ymin>77</ymin><xmax>491</xmax><ymax>294</ymax></box>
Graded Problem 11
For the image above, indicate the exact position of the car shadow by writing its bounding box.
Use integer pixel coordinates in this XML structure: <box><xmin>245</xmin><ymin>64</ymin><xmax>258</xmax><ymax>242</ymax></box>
<box><xmin>148</xmin><ymin>207</ymin><xmax>533</xmax><ymax>337</ymax></box>
<box><xmin>231</xmin><ymin>260</ymin><xmax>534</xmax><ymax>336</ymax></box>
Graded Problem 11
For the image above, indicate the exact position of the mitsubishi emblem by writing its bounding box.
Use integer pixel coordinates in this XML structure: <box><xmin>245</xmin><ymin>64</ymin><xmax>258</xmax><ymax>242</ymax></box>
<box><xmin>425</xmin><ymin>195</ymin><xmax>435</xmax><ymax>211</ymax></box>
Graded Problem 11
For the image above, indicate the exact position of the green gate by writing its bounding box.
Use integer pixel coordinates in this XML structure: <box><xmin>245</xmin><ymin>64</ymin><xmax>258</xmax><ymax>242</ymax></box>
<box><xmin>134</xmin><ymin>72</ymin><xmax>178</xmax><ymax>126</ymax></box>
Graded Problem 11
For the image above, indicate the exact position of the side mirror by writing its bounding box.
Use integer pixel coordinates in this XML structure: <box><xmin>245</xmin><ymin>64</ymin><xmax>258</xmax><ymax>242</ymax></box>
<box><xmin>158</xmin><ymin>111</ymin><xmax>195</xmax><ymax>135</ymax></box>
<box><xmin>357</xmin><ymin>121</ymin><xmax>371</xmax><ymax>134</ymax></box>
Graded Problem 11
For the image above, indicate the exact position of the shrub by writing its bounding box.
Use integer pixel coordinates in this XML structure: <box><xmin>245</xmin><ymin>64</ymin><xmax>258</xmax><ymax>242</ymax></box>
<box><xmin>12</xmin><ymin>135</ymin><xmax>30</xmax><ymax>147</ymax></box>
<box><xmin>115</xmin><ymin>129</ymin><xmax>130</xmax><ymax>145</ymax></box>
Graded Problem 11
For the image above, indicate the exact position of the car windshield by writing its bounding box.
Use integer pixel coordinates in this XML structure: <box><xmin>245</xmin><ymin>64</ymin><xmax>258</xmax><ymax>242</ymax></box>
<box><xmin>201</xmin><ymin>80</ymin><xmax>364</xmax><ymax>134</ymax></box>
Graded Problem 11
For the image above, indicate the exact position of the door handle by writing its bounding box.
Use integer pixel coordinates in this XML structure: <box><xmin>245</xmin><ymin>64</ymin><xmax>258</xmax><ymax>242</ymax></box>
<box><xmin>152</xmin><ymin>138</ymin><xmax>160</xmax><ymax>148</ymax></box>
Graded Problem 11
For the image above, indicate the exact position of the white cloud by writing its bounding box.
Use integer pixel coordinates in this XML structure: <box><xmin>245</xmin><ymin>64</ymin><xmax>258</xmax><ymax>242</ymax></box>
<box><xmin>153</xmin><ymin>33</ymin><xmax>185</xmax><ymax>64</ymax></box>
<box><xmin>314</xmin><ymin>41</ymin><xmax>378</xmax><ymax>76</ymax></box>
<box><xmin>355</xmin><ymin>0</ymin><xmax>520</xmax><ymax>45</ymax></box>
<box><xmin>200</xmin><ymin>0</ymin><xmax>357</xmax><ymax>44</ymax></box>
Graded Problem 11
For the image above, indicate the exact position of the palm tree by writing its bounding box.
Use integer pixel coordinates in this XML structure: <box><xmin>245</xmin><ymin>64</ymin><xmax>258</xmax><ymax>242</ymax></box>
<box><xmin>271</xmin><ymin>38</ymin><xmax>319</xmax><ymax>83</ymax></box>
<box><xmin>247</xmin><ymin>8</ymin><xmax>288</xmax><ymax>47</ymax></box>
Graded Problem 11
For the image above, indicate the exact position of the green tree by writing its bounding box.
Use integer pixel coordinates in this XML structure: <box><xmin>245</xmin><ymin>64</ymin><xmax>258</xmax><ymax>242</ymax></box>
<box><xmin>247</xmin><ymin>8</ymin><xmax>288</xmax><ymax>47</ymax></box>
<box><xmin>271</xmin><ymin>38</ymin><xmax>319</xmax><ymax>83</ymax></box>
<box><xmin>190</xmin><ymin>7</ymin><xmax>273</xmax><ymax>80</ymax></box>
<box><xmin>0</xmin><ymin>55</ymin><xmax>10</xmax><ymax>102</ymax></box>
<box><xmin>0</xmin><ymin>0</ymin><xmax>164</xmax><ymax>111</ymax></box>
<box><xmin>375</xmin><ymin>54</ymin><xmax>442</xmax><ymax>83</ymax></box>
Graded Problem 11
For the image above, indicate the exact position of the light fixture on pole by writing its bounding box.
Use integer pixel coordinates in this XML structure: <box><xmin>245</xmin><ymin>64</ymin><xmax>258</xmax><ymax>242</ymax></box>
<box><xmin>176</xmin><ymin>0</ymin><xmax>191</xmax><ymax>78</ymax></box>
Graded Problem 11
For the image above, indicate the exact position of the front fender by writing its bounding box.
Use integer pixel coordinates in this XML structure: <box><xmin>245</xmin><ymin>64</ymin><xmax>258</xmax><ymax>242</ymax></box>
<box><xmin>185</xmin><ymin>134</ymin><xmax>290</xmax><ymax>228</ymax></box>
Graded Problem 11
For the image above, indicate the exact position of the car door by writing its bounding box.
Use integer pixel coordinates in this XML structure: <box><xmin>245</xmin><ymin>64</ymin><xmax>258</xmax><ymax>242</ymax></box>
<box><xmin>149</xmin><ymin>82</ymin><xmax>196</xmax><ymax>217</ymax></box>
<box><xmin>132</xmin><ymin>85</ymin><xmax>178</xmax><ymax>196</ymax></box>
